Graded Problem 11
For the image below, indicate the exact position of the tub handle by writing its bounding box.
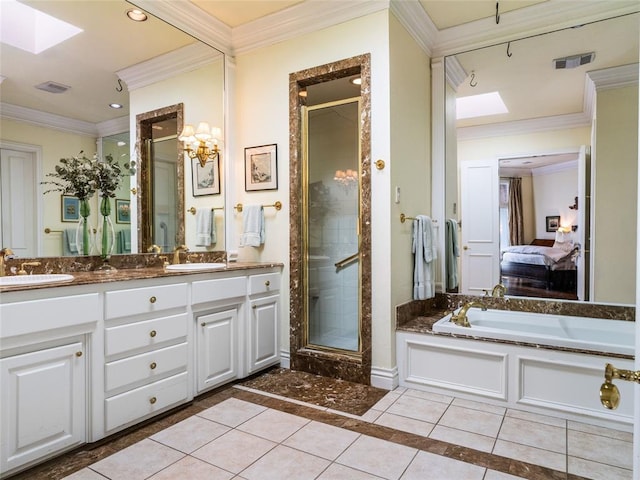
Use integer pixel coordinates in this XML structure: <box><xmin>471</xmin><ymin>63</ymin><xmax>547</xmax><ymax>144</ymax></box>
<box><xmin>599</xmin><ymin>363</ymin><xmax>640</xmax><ymax>410</ymax></box>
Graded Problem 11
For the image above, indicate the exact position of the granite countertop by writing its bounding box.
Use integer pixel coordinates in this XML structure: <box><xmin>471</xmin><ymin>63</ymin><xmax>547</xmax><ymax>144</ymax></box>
<box><xmin>0</xmin><ymin>261</ymin><xmax>283</xmax><ymax>293</ymax></box>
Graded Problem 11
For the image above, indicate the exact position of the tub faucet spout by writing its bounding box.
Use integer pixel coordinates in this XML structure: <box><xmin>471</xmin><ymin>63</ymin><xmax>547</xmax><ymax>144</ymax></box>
<box><xmin>450</xmin><ymin>301</ymin><xmax>486</xmax><ymax>328</ymax></box>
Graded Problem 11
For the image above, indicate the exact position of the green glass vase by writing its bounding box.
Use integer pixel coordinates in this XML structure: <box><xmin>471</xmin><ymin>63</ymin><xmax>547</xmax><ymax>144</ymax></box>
<box><xmin>76</xmin><ymin>198</ymin><xmax>91</xmax><ymax>256</ymax></box>
<box><xmin>95</xmin><ymin>196</ymin><xmax>117</xmax><ymax>272</ymax></box>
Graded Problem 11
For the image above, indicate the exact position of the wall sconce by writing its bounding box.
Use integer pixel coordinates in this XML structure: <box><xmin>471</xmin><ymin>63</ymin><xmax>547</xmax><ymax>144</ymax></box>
<box><xmin>334</xmin><ymin>169</ymin><xmax>358</xmax><ymax>186</ymax></box>
<box><xmin>179</xmin><ymin>122</ymin><xmax>221</xmax><ymax>167</ymax></box>
<box><xmin>569</xmin><ymin>196</ymin><xmax>578</xmax><ymax>210</ymax></box>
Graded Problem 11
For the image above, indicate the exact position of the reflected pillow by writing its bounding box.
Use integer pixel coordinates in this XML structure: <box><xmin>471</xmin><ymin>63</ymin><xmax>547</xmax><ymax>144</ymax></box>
<box><xmin>553</xmin><ymin>231</ymin><xmax>574</xmax><ymax>252</ymax></box>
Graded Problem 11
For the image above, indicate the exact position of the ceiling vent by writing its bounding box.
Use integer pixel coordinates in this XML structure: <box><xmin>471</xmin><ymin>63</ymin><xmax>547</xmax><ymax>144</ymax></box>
<box><xmin>553</xmin><ymin>52</ymin><xmax>595</xmax><ymax>69</ymax></box>
<box><xmin>35</xmin><ymin>81</ymin><xmax>71</xmax><ymax>94</ymax></box>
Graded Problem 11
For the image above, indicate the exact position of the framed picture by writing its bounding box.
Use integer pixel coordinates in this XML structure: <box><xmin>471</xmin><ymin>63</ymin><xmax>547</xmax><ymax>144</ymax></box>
<box><xmin>245</xmin><ymin>144</ymin><xmax>278</xmax><ymax>191</ymax></box>
<box><xmin>61</xmin><ymin>195</ymin><xmax>79</xmax><ymax>222</ymax></box>
<box><xmin>546</xmin><ymin>215</ymin><xmax>560</xmax><ymax>232</ymax></box>
<box><xmin>192</xmin><ymin>157</ymin><xmax>220</xmax><ymax>196</ymax></box>
<box><xmin>116</xmin><ymin>199</ymin><xmax>131</xmax><ymax>224</ymax></box>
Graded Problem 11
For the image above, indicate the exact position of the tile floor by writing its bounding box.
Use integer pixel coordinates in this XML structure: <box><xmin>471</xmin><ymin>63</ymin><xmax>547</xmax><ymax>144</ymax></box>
<box><xmin>56</xmin><ymin>382</ymin><xmax>633</xmax><ymax>480</ymax></box>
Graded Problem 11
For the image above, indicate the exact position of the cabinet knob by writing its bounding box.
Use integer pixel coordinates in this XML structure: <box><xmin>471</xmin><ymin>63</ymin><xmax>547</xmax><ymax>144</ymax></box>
<box><xmin>149</xmin><ymin>296</ymin><xmax>157</xmax><ymax>304</ymax></box>
<box><xmin>75</xmin><ymin>351</ymin><xmax>83</xmax><ymax>357</ymax></box>
<box><xmin>150</xmin><ymin>330</ymin><xmax>157</xmax><ymax>338</ymax></box>
<box><xmin>150</xmin><ymin>362</ymin><xmax>157</xmax><ymax>370</ymax></box>
<box><xmin>265</xmin><ymin>280</ymin><xmax>270</xmax><ymax>287</ymax></box>
<box><xmin>149</xmin><ymin>396</ymin><xmax>157</xmax><ymax>405</ymax></box>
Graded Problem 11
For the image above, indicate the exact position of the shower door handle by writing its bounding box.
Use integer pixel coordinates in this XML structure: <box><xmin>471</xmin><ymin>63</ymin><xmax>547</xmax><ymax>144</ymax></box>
<box><xmin>335</xmin><ymin>252</ymin><xmax>359</xmax><ymax>270</ymax></box>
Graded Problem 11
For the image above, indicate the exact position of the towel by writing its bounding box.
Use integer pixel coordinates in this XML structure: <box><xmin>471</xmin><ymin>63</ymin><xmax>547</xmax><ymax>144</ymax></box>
<box><xmin>445</xmin><ymin>218</ymin><xmax>459</xmax><ymax>290</ymax></box>
<box><xmin>195</xmin><ymin>208</ymin><xmax>213</xmax><ymax>246</ymax></box>
<box><xmin>63</xmin><ymin>229</ymin><xmax>78</xmax><ymax>255</ymax></box>
<box><xmin>412</xmin><ymin>215</ymin><xmax>437</xmax><ymax>300</ymax></box>
<box><xmin>117</xmin><ymin>229</ymin><xmax>131</xmax><ymax>253</ymax></box>
<box><xmin>240</xmin><ymin>205</ymin><xmax>264</xmax><ymax>247</ymax></box>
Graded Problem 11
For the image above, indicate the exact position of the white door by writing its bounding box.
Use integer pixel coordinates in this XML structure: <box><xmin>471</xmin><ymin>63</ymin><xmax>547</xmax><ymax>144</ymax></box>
<box><xmin>0</xmin><ymin>149</ymin><xmax>39</xmax><ymax>256</ymax></box>
<box><xmin>459</xmin><ymin>159</ymin><xmax>500</xmax><ymax>295</ymax></box>
<box><xmin>576</xmin><ymin>145</ymin><xmax>590</xmax><ymax>301</ymax></box>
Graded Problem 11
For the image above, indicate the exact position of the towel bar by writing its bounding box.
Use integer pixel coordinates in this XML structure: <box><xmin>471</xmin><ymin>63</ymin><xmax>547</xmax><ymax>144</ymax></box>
<box><xmin>235</xmin><ymin>201</ymin><xmax>282</xmax><ymax>213</ymax></box>
<box><xmin>400</xmin><ymin>214</ymin><xmax>438</xmax><ymax>224</ymax></box>
<box><xmin>44</xmin><ymin>228</ymin><xmax>63</xmax><ymax>234</ymax></box>
<box><xmin>188</xmin><ymin>206</ymin><xmax>224</xmax><ymax>215</ymax></box>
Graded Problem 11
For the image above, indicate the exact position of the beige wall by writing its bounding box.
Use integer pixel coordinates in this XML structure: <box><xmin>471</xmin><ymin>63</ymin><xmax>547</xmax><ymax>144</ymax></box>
<box><xmin>593</xmin><ymin>84</ymin><xmax>638</xmax><ymax>304</ymax></box>
<box><xmin>532</xmin><ymin>166</ymin><xmax>579</xmax><ymax>239</ymax></box>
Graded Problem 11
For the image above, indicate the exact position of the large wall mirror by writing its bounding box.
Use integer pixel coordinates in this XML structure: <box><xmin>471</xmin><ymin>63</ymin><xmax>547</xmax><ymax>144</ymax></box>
<box><xmin>444</xmin><ymin>12</ymin><xmax>638</xmax><ymax>305</ymax></box>
<box><xmin>0</xmin><ymin>0</ymin><xmax>225</xmax><ymax>258</ymax></box>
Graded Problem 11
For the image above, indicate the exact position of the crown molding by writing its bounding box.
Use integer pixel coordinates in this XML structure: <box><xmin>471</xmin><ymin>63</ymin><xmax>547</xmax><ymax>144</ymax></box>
<box><xmin>96</xmin><ymin>116</ymin><xmax>130</xmax><ymax>138</ymax></box>
<box><xmin>457</xmin><ymin>112</ymin><xmax>591</xmax><ymax>141</ymax></box>
<box><xmin>231</xmin><ymin>0</ymin><xmax>389</xmax><ymax>55</ymax></box>
<box><xmin>1</xmin><ymin>103</ymin><xmax>98</xmax><ymax>137</ymax></box>
<box><xmin>117</xmin><ymin>42</ymin><xmax>223</xmax><ymax>92</ymax></box>
<box><xmin>587</xmin><ymin>63</ymin><xmax>639</xmax><ymax>91</ymax></box>
<box><xmin>127</xmin><ymin>0</ymin><xmax>233</xmax><ymax>55</ymax></box>
<box><xmin>389</xmin><ymin>0</ymin><xmax>437</xmax><ymax>57</ymax></box>
<box><xmin>444</xmin><ymin>55</ymin><xmax>467</xmax><ymax>90</ymax></box>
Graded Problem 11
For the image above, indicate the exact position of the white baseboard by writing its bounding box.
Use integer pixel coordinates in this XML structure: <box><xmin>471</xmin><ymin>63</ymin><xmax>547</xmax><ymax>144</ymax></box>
<box><xmin>370</xmin><ymin>366</ymin><xmax>398</xmax><ymax>390</ymax></box>
<box><xmin>279</xmin><ymin>350</ymin><xmax>290</xmax><ymax>369</ymax></box>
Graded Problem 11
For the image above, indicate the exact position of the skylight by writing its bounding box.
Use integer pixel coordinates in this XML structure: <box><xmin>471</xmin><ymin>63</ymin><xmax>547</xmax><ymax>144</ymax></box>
<box><xmin>1</xmin><ymin>0</ymin><xmax>82</xmax><ymax>54</ymax></box>
<box><xmin>456</xmin><ymin>91</ymin><xmax>508</xmax><ymax>120</ymax></box>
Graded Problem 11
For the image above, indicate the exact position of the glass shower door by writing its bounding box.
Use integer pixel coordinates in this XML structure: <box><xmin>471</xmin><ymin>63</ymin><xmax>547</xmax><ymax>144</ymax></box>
<box><xmin>304</xmin><ymin>98</ymin><xmax>361</xmax><ymax>352</ymax></box>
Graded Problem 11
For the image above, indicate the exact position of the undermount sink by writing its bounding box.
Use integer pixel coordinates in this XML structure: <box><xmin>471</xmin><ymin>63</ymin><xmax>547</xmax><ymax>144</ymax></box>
<box><xmin>0</xmin><ymin>274</ymin><xmax>75</xmax><ymax>286</ymax></box>
<box><xmin>165</xmin><ymin>262</ymin><xmax>227</xmax><ymax>271</ymax></box>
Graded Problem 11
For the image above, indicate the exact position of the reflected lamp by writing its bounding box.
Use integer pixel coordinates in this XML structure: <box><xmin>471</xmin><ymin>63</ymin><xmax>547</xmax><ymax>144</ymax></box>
<box><xmin>179</xmin><ymin>122</ymin><xmax>221</xmax><ymax>167</ymax></box>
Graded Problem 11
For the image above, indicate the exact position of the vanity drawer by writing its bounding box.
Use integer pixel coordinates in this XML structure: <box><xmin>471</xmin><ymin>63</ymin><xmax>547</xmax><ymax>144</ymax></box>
<box><xmin>192</xmin><ymin>276</ymin><xmax>246</xmax><ymax>304</ymax></box>
<box><xmin>105</xmin><ymin>283</ymin><xmax>188</xmax><ymax>320</ymax></box>
<box><xmin>104</xmin><ymin>372</ymin><xmax>188</xmax><ymax>433</ymax></box>
<box><xmin>104</xmin><ymin>342</ymin><xmax>188</xmax><ymax>393</ymax></box>
<box><xmin>104</xmin><ymin>313</ymin><xmax>188</xmax><ymax>357</ymax></box>
<box><xmin>248</xmin><ymin>272</ymin><xmax>281</xmax><ymax>295</ymax></box>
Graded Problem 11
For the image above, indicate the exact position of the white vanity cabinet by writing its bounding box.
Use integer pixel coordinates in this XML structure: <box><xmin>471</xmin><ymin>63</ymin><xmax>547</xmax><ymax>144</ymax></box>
<box><xmin>102</xmin><ymin>282</ymin><xmax>190</xmax><ymax>434</ymax></box>
<box><xmin>0</xmin><ymin>292</ymin><xmax>99</xmax><ymax>477</ymax></box>
<box><xmin>246</xmin><ymin>272</ymin><xmax>281</xmax><ymax>374</ymax></box>
<box><xmin>192</xmin><ymin>275</ymin><xmax>246</xmax><ymax>393</ymax></box>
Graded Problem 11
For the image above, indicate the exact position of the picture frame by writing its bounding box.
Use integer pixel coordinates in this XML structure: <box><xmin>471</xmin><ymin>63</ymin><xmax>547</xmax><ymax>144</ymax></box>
<box><xmin>192</xmin><ymin>156</ymin><xmax>220</xmax><ymax>196</ymax></box>
<box><xmin>61</xmin><ymin>195</ymin><xmax>80</xmax><ymax>222</ymax></box>
<box><xmin>115</xmin><ymin>199</ymin><xmax>131</xmax><ymax>224</ymax></box>
<box><xmin>245</xmin><ymin>144</ymin><xmax>278</xmax><ymax>191</ymax></box>
<box><xmin>546</xmin><ymin>215</ymin><xmax>560</xmax><ymax>232</ymax></box>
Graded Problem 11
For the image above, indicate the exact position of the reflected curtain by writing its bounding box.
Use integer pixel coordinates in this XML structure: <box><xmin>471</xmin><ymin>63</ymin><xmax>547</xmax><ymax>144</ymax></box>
<box><xmin>508</xmin><ymin>177</ymin><xmax>524</xmax><ymax>245</ymax></box>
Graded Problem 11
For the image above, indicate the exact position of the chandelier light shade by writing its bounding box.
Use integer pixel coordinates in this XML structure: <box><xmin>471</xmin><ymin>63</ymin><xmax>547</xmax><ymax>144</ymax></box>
<box><xmin>179</xmin><ymin>122</ymin><xmax>221</xmax><ymax>167</ymax></box>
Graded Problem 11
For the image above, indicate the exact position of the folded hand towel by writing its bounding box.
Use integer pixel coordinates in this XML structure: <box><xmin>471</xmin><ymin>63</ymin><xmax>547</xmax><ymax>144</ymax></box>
<box><xmin>195</xmin><ymin>208</ymin><xmax>213</xmax><ymax>247</ymax></box>
<box><xmin>240</xmin><ymin>205</ymin><xmax>264</xmax><ymax>247</ymax></box>
<box><xmin>64</xmin><ymin>229</ymin><xmax>78</xmax><ymax>255</ymax></box>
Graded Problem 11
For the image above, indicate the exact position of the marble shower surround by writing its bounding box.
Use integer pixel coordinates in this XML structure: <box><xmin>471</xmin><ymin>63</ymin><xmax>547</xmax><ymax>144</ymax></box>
<box><xmin>288</xmin><ymin>53</ymin><xmax>372</xmax><ymax>385</ymax></box>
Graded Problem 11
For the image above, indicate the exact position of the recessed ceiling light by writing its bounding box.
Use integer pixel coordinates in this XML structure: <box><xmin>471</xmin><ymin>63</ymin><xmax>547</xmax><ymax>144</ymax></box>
<box><xmin>117</xmin><ymin>141</ymin><xmax>126</xmax><ymax>147</ymax></box>
<box><xmin>298</xmin><ymin>89</ymin><xmax>308</xmax><ymax>98</ymax></box>
<box><xmin>456</xmin><ymin>91</ymin><xmax>508</xmax><ymax>120</ymax></box>
<box><xmin>126</xmin><ymin>9</ymin><xmax>148</xmax><ymax>22</ymax></box>
<box><xmin>350</xmin><ymin>77</ymin><xmax>361</xmax><ymax>85</ymax></box>
<box><xmin>109</xmin><ymin>103</ymin><xmax>123</xmax><ymax>109</ymax></box>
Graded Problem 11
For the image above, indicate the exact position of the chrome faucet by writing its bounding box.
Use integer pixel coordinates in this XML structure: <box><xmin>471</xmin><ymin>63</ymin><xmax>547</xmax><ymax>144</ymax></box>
<box><xmin>172</xmin><ymin>245</ymin><xmax>189</xmax><ymax>265</ymax></box>
<box><xmin>0</xmin><ymin>248</ymin><xmax>14</xmax><ymax>277</ymax></box>
<box><xmin>450</xmin><ymin>301</ymin><xmax>486</xmax><ymax>328</ymax></box>
<box><xmin>491</xmin><ymin>283</ymin><xmax>506</xmax><ymax>298</ymax></box>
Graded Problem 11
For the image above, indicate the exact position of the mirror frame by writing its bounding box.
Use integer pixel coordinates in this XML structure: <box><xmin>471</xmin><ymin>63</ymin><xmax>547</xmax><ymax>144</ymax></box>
<box><xmin>136</xmin><ymin>103</ymin><xmax>185</xmax><ymax>253</ymax></box>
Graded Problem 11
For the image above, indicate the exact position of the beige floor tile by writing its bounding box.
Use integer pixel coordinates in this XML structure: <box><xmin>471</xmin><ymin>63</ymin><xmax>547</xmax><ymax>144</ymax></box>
<box><xmin>568</xmin><ymin>420</ymin><xmax>634</xmax><ymax>443</ymax></box>
<box><xmin>451</xmin><ymin>397</ymin><xmax>506</xmax><ymax>416</ymax></box>
<box><xmin>197</xmin><ymin>397</ymin><xmax>267</xmax><ymax>427</ymax></box>
<box><xmin>484</xmin><ymin>470</ymin><xmax>528</xmax><ymax>480</ymax></box>
<box><xmin>429</xmin><ymin>425</ymin><xmax>495</xmax><ymax>453</ymax></box>
<box><xmin>370</xmin><ymin>391</ymin><xmax>401</xmax><ymax>411</ymax></box>
<box><xmin>317</xmin><ymin>463</ymin><xmax>385</xmax><ymax>479</ymax></box>
<box><xmin>493</xmin><ymin>439</ymin><xmax>566</xmax><ymax>472</ymax></box>
<box><xmin>568</xmin><ymin>456</ymin><xmax>633</xmax><ymax>480</ymax></box>
<box><xmin>400</xmin><ymin>450</ymin><xmax>485</xmax><ymax>480</ymax></box>
<box><xmin>568</xmin><ymin>429</ymin><xmax>633</xmax><ymax>470</ymax></box>
<box><xmin>62</xmin><ymin>469</ymin><xmax>109</xmax><ymax>480</ymax></box>
<box><xmin>498</xmin><ymin>416</ymin><xmax>566</xmax><ymax>454</ymax></box>
<box><xmin>401</xmin><ymin>388</ymin><xmax>453</xmax><ymax>405</ymax></box>
<box><xmin>150</xmin><ymin>415</ymin><xmax>230</xmax><ymax>453</ymax></box>
<box><xmin>148</xmin><ymin>456</ymin><xmax>233</xmax><ymax>480</ymax></box>
<box><xmin>240</xmin><ymin>445</ymin><xmax>330</xmax><ymax>480</ymax></box>
<box><xmin>506</xmin><ymin>409</ymin><xmax>566</xmax><ymax>428</ymax></box>
<box><xmin>438</xmin><ymin>405</ymin><xmax>504</xmax><ymax>438</ymax></box>
<box><xmin>385</xmin><ymin>394</ymin><xmax>449</xmax><ymax>424</ymax></box>
<box><xmin>236</xmin><ymin>408</ymin><xmax>310</xmax><ymax>442</ymax></box>
<box><xmin>336</xmin><ymin>435</ymin><xmax>417</xmax><ymax>480</ymax></box>
<box><xmin>191</xmin><ymin>429</ymin><xmax>276</xmax><ymax>474</ymax></box>
<box><xmin>90</xmin><ymin>438</ymin><xmax>184</xmax><ymax>480</ymax></box>
<box><xmin>374</xmin><ymin>412</ymin><xmax>435</xmax><ymax>437</ymax></box>
<box><xmin>283</xmin><ymin>420</ymin><xmax>360</xmax><ymax>461</ymax></box>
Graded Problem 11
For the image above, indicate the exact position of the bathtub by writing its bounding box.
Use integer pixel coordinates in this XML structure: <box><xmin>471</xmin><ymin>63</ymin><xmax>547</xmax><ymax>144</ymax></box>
<box><xmin>433</xmin><ymin>308</ymin><xmax>634</xmax><ymax>356</ymax></box>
